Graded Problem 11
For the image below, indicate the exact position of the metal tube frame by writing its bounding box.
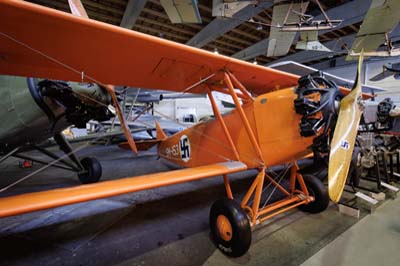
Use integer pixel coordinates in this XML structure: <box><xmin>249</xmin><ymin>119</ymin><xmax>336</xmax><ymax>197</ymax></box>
<box><xmin>0</xmin><ymin>147</ymin><xmax>20</xmax><ymax>164</ymax></box>
<box><xmin>12</xmin><ymin>154</ymin><xmax>77</xmax><ymax>172</ymax></box>
<box><xmin>53</xmin><ymin>133</ymin><xmax>84</xmax><ymax>170</ymax></box>
<box><xmin>32</xmin><ymin>145</ymin><xmax>81</xmax><ymax>171</ymax></box>
<box><xmin>208</xmin><ymin>71</ymin><xmax>315</xmax><ymax>227</ymax></box>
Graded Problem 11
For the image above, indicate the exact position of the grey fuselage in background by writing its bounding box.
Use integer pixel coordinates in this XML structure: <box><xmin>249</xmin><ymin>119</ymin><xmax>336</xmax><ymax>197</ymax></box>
<box><xmin>0</xmin><ymin>76</ymin><xmax>112</xmax><ymax>152</ymax></box>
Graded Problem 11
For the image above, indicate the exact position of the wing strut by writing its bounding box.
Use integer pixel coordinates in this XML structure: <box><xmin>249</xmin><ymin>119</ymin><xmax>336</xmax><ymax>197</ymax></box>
<box><xmin>67</xmin><ymin>0</ymin><xmax>138</xmax><ymax>154</ymax></box>
<box><xmin>205</xmin><ymin>71</ymin><xmax>314</xmax><ymax>225</ymax></box>
<box><xmin>207</xmin><ymin>89</ymin><xmax>240</xmax><ymax>161</ymax></box>
<box><xmin>223</xmin><ymin>72</ymin><xmax>264</xmax><ymax>164</ymax></box>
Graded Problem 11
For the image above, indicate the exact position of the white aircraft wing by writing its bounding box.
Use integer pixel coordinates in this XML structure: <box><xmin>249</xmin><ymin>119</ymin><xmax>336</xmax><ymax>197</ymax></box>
<box><xmin>350</xmin><ymin>0</ymin><xmax>400</xmax><ymax>53</ymax></box>
<box><xmin>267</xmin><ymin>2</ymin><xmax>309</xmax><ymax>57</ymax></box>
<box><xmin>296</xmin><ymin>31</ymin><xmax>331</xmax><ymax>52</ymax></box>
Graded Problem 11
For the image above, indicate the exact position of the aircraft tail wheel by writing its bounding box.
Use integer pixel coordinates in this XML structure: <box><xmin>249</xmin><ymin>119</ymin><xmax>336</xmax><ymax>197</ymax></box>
<box><xmin>78</xmin><ymin>157</ymin><xmax>102</xmax><ymax>184</ymax></box>
<box><xmin>209</xmin><ymin>198</ymin><xmax>251</xmax><ymax>257</ymax></box>
<box><xmin>298</xmin><ymin>174</ymin><xmax>329</xmax><ymax>213</ymax></box>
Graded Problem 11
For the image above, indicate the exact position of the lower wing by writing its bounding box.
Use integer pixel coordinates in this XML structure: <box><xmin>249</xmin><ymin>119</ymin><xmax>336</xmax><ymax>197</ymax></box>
<box><xmin>0</xmin><ymin>161</ymin><xmax>247</xmax><ymax>217</ymax></box>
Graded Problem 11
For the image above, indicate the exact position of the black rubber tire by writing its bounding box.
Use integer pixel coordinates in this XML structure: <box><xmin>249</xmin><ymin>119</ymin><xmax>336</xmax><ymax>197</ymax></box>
<box><xmin>348</xmin><ymin>147</ymin><xmax>362</xmax><ymax>187</ymax></box>
<box><xmin>78</xmin><ymin>157</ymin><xmax>102</xmax><ymax>184</ymax></box>
<box><xmin>298</xmin><ymin>174</ymin><xmax>329</xmax><ymax>213</ymax></box>
<box><xmin>209</xmin><ymin>198</ymin><xmax>251</xmax><ymax>257</ymax></box>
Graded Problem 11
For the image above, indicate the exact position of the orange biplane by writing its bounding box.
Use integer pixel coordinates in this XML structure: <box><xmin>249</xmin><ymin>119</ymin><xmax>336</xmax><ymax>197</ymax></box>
<box><xmin>0</xmin><ymin>0</ymin><xmax>365</xmax><ymax>257</ymax></box>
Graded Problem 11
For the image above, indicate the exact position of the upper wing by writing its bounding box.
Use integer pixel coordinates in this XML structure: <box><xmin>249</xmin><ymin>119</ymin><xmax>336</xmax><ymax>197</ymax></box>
<box><xmin>0</xmin><ymin>0</ymin><xmax>299</xmax><ymax>96</ymax></box>
<box><xmin>350</xmin><ymin>0</ymin><xmax>400</xmax><ymax>53</ymax></box>
<box><xmin>0</xmin><ymin>161</ymin><xmax>247</xmax><ymax>217</ymax></box>
<box><xmin>267</xmin><ymin>2</ymin><xmax>310</xmax><ymax>57</ymax></box>
<box><xmin>268</xmin><ymin>61</ymin><xmax>385</xmax><ymax>93</ymax></box>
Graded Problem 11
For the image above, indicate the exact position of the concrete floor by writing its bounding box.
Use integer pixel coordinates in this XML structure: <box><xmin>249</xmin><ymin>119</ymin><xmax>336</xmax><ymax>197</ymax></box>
<box><xmin>0</xmin><ymin>144</ymin><xmax>394</xmax><ymax>266</ymax></box>
<box><xmin>302</xmin><ymin>196</ymin><xmax>400</xmax><ymax>266</ymax></box>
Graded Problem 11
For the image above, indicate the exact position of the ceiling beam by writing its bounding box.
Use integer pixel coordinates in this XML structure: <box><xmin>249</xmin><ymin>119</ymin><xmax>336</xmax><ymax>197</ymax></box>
<box><xmin>120</xmin><ymin>0</ymin><xmax>148</xmax><ymax>29</ymax></box>
<box><xmin>186</xmin><ymin>2</ymin><xmax>273</xmax><ymax>48</ymax></box>
<box><xmin>233</xmin><ymin>0</ymin><xmax>372</xmax><ymax>61</ymax></box>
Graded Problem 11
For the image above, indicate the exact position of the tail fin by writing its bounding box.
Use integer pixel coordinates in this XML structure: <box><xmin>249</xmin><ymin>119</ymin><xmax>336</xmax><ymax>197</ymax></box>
<box><xmin>119</xmin><ymin>121</ymin><xmax>167</xmax><ymax>151</ymax></box>
<box><xmin>156</xmin><ymin>120</ymin><xmax>167</xmax><ymax>140</ymax></box>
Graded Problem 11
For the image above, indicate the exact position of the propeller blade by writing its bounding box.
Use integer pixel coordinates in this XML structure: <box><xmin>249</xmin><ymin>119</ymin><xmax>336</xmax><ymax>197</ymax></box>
<box><xmin>68</xmin><ymin>0</ymin><xmax>88</xmax><ymax>18</ymax></box>
<box><xmin>66</xmin><ymin>2</ymin><xmax>138</xmax><ymax>155</ymax></box>
<box><xmin>328</xmin><ymin>52</ymin><xmax>364</xmax><ymax>202</ymax></box>
<box><xmin>103</xmin><ymin>85</ymin><xmax>138</xmax><ymax>155</ymax></box>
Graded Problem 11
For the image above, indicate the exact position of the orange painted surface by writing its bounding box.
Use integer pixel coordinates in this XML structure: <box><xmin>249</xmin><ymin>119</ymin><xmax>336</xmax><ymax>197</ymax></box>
<box><xmin>254</xmin><ymin>89</ymin><xmax>315</xmax><ymax>165</ymax></box>
<box><xmin>159</xmin><ymin>87</ymin><xmax>315</xmax><ymax>169</ymax></box>
<box><xmin>0</xmin><ymin>0</ymin><xmax>299</xmax><ymax>95</ymax></box>
<box><xmin>119</xmin><ymin>140</ymin><xmax>160</xmax><ymax>151</ymax></box>
<box><xmin>158</xmin><ymin>101</ymin><xmax>261</xmax><ymax>169</ymax></box>
<box><xmin>0</xmin><ymin>162</ymin><xmax>246</xmax><ymax>217</ymax></box>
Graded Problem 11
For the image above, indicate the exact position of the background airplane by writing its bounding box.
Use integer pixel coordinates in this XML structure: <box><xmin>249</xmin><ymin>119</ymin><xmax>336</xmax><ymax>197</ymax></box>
<box><xmin>370</xmin><ymin>63</ymin><xmax>400</xmax><ymax>81</ymax></box>
<box><xmin>267</xmin><ymin>0</ymin><xmax>341</xmax><ymax>57</ymax></box>
<box><xmin>0</xmin><ymin>76</ymin><xmax>113</xmax><ymax>183</ymax></box>
<box><xmin>348</xmin><ymin>0</ymin><xmax>400</xmax><ymax>58</ymax></box>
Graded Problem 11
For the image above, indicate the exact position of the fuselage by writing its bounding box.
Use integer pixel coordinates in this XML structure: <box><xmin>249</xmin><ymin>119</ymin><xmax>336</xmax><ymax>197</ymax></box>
<box><xmin>0</xmin><ymin>75</ymin><xmax>112</xmax><ymax>152</ymax></box>
<box><xmin>158</xmin><ymin>87</ymin><xmax>314</xmax><ymax>169</ymax></box>
<box><xmin>0</xmin><ymin>75</ymin><xmax>67</xmax><ymax>149</ymax></box>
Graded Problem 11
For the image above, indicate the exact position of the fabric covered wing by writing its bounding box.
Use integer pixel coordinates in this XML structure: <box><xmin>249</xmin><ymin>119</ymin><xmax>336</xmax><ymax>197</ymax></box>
<box><xmin>0</xmin><ymin>0</ymin><xmax>299</xmax><ymax>95</ymax></box>
<box><xmin>0</xmin><ymin>161</ymin><xmax>247</xmax><ymax>217</ymax></box>
<box><xmin>267</xmin><ymin>2</ymin><xmax>309</xmax><ymax>57</ymax></box>
<box><xmin>350</xmin><ymin>0</ymin><xmax>400</xmax><ymax>53</ymax></box>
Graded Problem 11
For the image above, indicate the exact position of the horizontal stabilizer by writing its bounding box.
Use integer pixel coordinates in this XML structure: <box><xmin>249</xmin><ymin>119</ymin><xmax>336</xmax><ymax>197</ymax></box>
<box><xmin>0</xmin><ymin>161</ymin><xmax>247</xmax><ymax>217</ymax></box>
<box><xmin>119</xmin><ymin>139</ymin><xmax>160</xmax><ymax>151</ymax></box>
<box><xmin>296</xmin><ymin>31</ymin><xmax>331</xmax><ymax>52</ymax></box>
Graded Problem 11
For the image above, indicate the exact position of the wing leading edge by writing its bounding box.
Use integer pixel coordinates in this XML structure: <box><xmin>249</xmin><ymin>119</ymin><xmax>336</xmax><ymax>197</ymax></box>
<box><xmin>0</xmin><ymin>0</ymin><xmax>299</xmax><ymax>96</ymax></box>
<box><xmin>0</xmin><ymin>161</ymin><xmax>247</xmax><ymax>217</ymax></box>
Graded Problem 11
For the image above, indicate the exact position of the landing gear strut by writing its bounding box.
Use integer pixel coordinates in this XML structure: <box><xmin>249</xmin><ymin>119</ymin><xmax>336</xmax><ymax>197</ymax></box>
<box><xmin>53</xmin><ymin>133</ymin><xmax>102</xmax><ymax>184</ymax></box>
<box><xmin>0</xmin><ymin>133</ymin><xmax>102</xmax><ymax>184</ymax></box>
<box><xmin>209</xmin><ymin>165</ymin><xmax>329</xmax><ymax>257</ymax></box>
<box><xmin>298</xmin><ymin>174</ymin><xmax>329</xmax><ymax>213</ymax></box>
<box><xmin>205</xmin><ymin>71</ymin><xmax>330</xmax><ymax>257</ymax></box>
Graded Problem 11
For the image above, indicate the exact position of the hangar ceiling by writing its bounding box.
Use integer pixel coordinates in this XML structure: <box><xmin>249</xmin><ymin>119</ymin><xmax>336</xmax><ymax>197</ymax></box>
<box><xmin>28</xmin><ymin>0</ymin><xmax>367</xmax><ymax>66</ymax></box>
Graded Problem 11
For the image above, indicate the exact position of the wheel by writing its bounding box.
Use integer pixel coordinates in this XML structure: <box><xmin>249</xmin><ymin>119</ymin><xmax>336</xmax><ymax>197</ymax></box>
<box><xmin>298</xmin><ymin>174</ymin><xmax>329</xmax><ymax>213</ymax></box>
<box><xmin>78</xmin><ymin>157</ymin><xmax>102</xmax><ymax>184</ymax></box>
<box><xmin>209</xmin><ymin>198</ymin><xmax>251</xmax><ymax>257</ymax></box>
<box><xmin>348</xmin><ymin>147</ymin><xmax>362</xmax><ymax>187</ymax></box>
